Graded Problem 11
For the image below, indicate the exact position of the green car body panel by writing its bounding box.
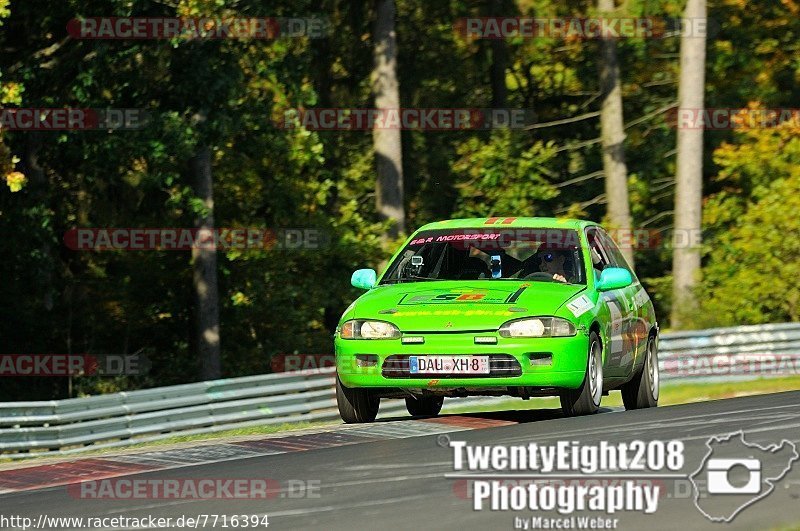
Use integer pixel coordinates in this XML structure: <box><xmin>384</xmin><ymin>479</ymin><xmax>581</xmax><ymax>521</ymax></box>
<box><xmin>334</xmin><ymin>217</ymin><xmax>658</xmax><ymax>396</ymax></box>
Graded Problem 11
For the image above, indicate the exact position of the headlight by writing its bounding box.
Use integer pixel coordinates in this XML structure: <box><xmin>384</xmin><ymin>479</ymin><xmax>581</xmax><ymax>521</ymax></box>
<box><xmin>340</xmin><ymin>319</ymin><xmax>401</xmax><ymax>339</ymax></box>
<box><xmin>498</xmin><ymin>317</ymin><xmax>576</xmax><ymax>338</ymax></box>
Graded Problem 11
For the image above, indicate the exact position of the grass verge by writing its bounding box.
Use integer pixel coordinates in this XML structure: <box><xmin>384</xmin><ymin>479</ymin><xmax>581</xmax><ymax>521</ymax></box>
<box><xmin>444</xmin><ymin>376</ymin><xmax>800</xmax><ymax>414</ymax></box>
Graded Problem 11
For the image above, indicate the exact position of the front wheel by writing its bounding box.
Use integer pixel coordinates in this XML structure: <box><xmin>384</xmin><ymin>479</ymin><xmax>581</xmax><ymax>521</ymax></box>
<box><xmin>621</xmin><ymin>335</ymin><xmax>659</xmax><ymax>410</ymax></box>
<box><xmin>560</xmin><ymin>331</ymin><xmax>603</xmax><ymax>416</ymax></box>
<box><xmin>405</xmin><ymin>396</ymin><xmax>444</xmax><ymax>417</ymax></box>
<box><xmin>336</xmin><ymin>375</ymin><xmax>379</xmax><ymax>423</ymax></box>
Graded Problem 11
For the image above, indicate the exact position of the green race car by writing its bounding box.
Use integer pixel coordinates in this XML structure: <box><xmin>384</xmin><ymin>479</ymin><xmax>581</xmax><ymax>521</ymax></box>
<box><xmin>334</xmin><ymin>217</ymin><xmax>659</xmax><ymax>423</ymax></box>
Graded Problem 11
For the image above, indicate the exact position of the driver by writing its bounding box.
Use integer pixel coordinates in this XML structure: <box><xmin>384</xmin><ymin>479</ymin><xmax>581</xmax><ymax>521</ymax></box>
<box><xmin>516</xmin><ymin>248</ymin><xmax>573</xmax><ymax>283</ymax></box>
<box><xmin>539</xmin><ymin>250</ymin><xmax>570</xmax><ymax>283</ymax></box>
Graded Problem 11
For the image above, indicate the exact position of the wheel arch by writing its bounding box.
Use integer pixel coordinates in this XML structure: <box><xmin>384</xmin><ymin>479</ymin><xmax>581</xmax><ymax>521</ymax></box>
<box><xmin>589</xmin><ymin>320</ymin><xmax>604</xmax><ymax>362</ymax></box>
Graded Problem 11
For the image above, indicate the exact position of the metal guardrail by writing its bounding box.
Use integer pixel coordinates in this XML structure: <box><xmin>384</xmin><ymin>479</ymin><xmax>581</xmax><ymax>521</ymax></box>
<box><xmin>0</xmin><ymin>369</ymin><xmax>502</xmax><ymax>459</ymax></box>
<box><xmin>1</xmin><ymin>322</ymin><xmax>798</xmax><ymax>458</ymax></box>
<box><xmin>659</xmin><ymin>322</ymin><xmax>800</xmax><ymax>380</ymax></box>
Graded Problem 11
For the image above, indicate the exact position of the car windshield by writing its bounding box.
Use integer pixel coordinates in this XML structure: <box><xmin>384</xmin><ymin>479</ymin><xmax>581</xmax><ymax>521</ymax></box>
<box><xmin>380</xmin><ymin>228</ymin><xmax>586</xmax><ymax>285</ymax></box>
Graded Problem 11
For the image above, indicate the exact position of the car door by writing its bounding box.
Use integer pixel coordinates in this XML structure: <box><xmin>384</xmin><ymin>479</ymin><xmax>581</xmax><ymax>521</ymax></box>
<box><xmin>595</xmin><ymin>228</ymin><xmax>642</xmax><ymax>377</ymax></box>
<box><xmin>585</xmin><ymin>227</ymin><xmax>634</xmax><ymax>378</ymax></box>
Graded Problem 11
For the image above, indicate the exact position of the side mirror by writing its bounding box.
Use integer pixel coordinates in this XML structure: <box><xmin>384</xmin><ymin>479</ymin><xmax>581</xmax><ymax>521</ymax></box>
<box><xmin>351</xmin><ymin>268</ymin><xmax>377</xmax><ymax>290</ymax></box>
<box><xmin>597</xmin><ymin>267</ymin><xmax>633</xmax><ymax>291</ymax></box>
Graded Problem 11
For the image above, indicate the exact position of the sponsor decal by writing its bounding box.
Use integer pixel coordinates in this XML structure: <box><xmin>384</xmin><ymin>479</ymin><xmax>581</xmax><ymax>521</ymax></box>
<box><xmin>391</xmin><ymin>309</ymin><xmax>515</xmax><ymax>317</ymax></box>
<box><xmin>566</xmin><ymin>295</ymin><xmax>593</xmax><ymax>317</ymax></box>
<box><xmin>484</xmin><ymin>217</ymin><xmax>518</xmax><ymax>225</ymax></box>
<box><xmin>633</xmin><ymin>287</ymin><xmax>649</xmax><ymax>310</ymax></box>
<box><xmin>398</xmin><ymin>289</ymin><xmax>513</xmax><ymax>305</ymax></box>
<box><xmin>406</xmin><ymin>229</ymin><xmax>582</xmax><ymax>252</ymax></box>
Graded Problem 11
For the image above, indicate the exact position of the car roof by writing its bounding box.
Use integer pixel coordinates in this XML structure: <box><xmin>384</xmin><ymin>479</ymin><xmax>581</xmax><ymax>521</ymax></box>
<box><xmin>415</xmin><ymin>217</ymin><xmax>599</xmax><ymax>231</ymax></box>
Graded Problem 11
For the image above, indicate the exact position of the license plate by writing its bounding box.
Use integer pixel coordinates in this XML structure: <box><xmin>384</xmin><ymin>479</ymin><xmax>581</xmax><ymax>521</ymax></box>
<box><xmin>408</xmin><ymin>356</ymin><xmax>490</xmax><ymax>375</ymax></box>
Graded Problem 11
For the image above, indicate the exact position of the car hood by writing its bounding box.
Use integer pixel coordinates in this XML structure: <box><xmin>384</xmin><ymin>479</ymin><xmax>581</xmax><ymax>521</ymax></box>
<box><xmin>351</xmin><ymin>280</ymin><xmax>587</xmax><ymax>332</ymax></box>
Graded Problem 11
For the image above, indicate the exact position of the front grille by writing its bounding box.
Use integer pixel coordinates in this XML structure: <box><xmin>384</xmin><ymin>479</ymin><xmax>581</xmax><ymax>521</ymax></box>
<box><xmin>381</xmin><ymin>354</ymin><xmax>522</xmax><ymax>378</ymax></box>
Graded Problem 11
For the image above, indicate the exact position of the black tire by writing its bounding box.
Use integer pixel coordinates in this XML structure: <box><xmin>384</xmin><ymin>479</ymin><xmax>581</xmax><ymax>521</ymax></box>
<box><xmin>336</xmin><ymin>375</ymin><xmax>379</xmax><ymax>423</ymax></box>
<box><xmin>621</xmin><ymin>334</ymin><xmax>659</xmax><ymax>410</ymax></box>
<box><xmin>560</xmin><ymin>331</ymin><xmax>603</xmax><ymax>416</ymax></box>
<box><xmin>405</xmin><ymin>396</ymin><xmax>444</xmax><ymax>417</ymax></box>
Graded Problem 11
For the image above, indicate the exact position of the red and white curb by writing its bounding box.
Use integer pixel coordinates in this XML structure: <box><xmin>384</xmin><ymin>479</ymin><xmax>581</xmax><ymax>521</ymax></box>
<box><xmin>0</xmin><ymin>416</ymin><xmax>515</xmax><ymax>495</ymax></box>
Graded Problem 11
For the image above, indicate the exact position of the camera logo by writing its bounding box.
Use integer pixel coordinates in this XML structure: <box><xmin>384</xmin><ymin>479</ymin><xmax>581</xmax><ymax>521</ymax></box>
<box><xmin>706</xmin><ymin>458</ymin><xmax>761</xmax><ymax>494</ymax></box>
<box><xmin>690</xmin><ymin>431</ymin><xmax>798</xmax><ymax>522</ymax></box>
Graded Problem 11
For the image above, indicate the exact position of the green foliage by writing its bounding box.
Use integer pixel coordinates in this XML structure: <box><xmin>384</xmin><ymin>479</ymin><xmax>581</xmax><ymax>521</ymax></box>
<box><xmin>0</xmin><ymin>0</ymin><xmax>21</xmax><ymax>188</ymax></box>
<box><xmin>451</xmin><ymin>130</ymin><xmax>558</xmax><ymax>217</ymax></box>
<box><xmin>698</xmin><ymin>121</ymin><xmax>800</xmax><ymax>326</ymax></box>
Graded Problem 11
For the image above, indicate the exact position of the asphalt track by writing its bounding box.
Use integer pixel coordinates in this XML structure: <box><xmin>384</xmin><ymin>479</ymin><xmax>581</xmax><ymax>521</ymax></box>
<box><xmin>1</xmin><ymin>391</ymin><xmax>800</xmax><ymax>531</ymax></box>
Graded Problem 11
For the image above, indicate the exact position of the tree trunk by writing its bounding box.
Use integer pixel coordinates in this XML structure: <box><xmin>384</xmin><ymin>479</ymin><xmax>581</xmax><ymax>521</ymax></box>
<box><xmin>372</xmin><ymin>0</ymin><xmax>405</xmax><ymax>238</ymax></box>
<box><xmin>598</xmin><ymin>0</ymin><xmax>634</xmax><ymax>267</ymax></box>
<box><xmin>489</xmin><ymin>39</ymin><xmax>507</xmax><ymax>108</ymax></box>
<box><xmin>191</xmin><ymin>145</ymin><xmax>221</xmax><ymax>379</ymax></box>
<box><xmin>22</xmin><ymin>133</ymin><xmax>55</xmax><ymax>311</ymax></box>
<box><xmin>489</xmin><ymin>0</ymin><xmax>508</xmax><ymax>108</ymax></box>
<box><xmin>671</xmin><ymin>0</ymin><xmax>707</xmax><ymax>329</ymax></box>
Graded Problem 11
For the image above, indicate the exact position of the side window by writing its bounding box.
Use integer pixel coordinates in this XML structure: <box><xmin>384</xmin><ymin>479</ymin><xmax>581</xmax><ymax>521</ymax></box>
<box><xmin>597</xmin><ymin>229</ymin><xmax>631</xmax><ymax>271</ymax></box>
<box><xmin>585</xmin><ymin>228</ymin><xmax>613</xmax><ymax>273</ymax></box>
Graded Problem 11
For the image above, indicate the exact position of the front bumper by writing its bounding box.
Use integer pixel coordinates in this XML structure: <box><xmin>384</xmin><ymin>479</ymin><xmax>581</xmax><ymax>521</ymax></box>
<box><xmin>335</xmin><ymin>331</ymin><xmax>589</xmax><ymax>390</ymax></box>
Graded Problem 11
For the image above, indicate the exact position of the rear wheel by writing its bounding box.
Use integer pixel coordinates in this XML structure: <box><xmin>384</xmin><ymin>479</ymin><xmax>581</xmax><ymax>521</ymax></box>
<box><xmin>621</xmin><ymin>335</ymin><xmax>659</xmax><ymax>410</ymax></box>
<box><xmin>405</xmin><ymin>396</ymin><xmax>444</xmax><ymax>417</ymax></box>
<box><xmin>560</xmin><ymin>331</ymin><xmax>603</xmax><ymax>416</ymax></box>
<box><xmin>336</xmin><ymin>375</ymin><xmax>379</xmax><ymax>423</ymax></box>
